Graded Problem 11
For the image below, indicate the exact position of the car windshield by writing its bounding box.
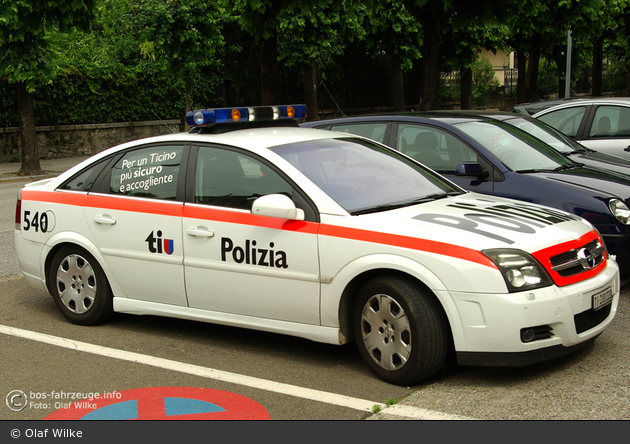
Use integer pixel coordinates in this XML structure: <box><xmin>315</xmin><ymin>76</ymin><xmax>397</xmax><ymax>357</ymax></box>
<box><xmin>502</xmin><ymin>117</ymin><xmax>586</xmax><ymax>154</ymax></box>
<box><xmin>454</xmin><ymin>121</ymin><xmax>574</xmax><ymax>172</ymax></box>
<box><xmin>271</xmin><ymin>137</ymin><xmax>463</xmax><ymax>214</ymax></box>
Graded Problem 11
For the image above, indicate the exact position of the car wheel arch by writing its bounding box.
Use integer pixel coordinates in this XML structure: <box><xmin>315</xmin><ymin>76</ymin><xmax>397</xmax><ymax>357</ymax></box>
<box><xmin>43</xmin><ymin>235</ymin><xmax>122</xmax><ymax>298</ymax></box>
<box><xmin>335</xmin><ymin>267</ymin><xmax>454</xmax><ymax>349</ymax></box>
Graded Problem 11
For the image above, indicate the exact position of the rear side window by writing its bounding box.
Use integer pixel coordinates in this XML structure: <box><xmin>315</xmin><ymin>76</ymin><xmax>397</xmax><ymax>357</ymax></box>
<box><xmin>589</xmin><ymin>105</ymin><xmax>630</xmax><ymax>138</ymax></box>
<box><xmin>59</xmin><ymin>158</ymin><xmax>110</xmax><ymax>192</ymax></box>
<box><xmin>329</xmin><ymin>123</ymin><xmax>387</xmax><ymax>143</ymax></box>
<box><xmin>109</xmin><ymin>145</ymin><xmax>184</xmax><ymax>199</ymax></box>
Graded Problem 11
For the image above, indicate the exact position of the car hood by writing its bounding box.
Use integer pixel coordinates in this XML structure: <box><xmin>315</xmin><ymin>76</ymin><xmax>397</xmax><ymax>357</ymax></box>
<box><xmin>525</xmin><ymin>166</ymin><xmax>630</xmax><ymax>199</ymax></box>
<box><xmin>568</xmin><ymin>151</ymin><xmax>630</xmax><ymax>176</ymax></box>
<box><xmin>357</xmin><ymin>192</ymin><xmax>595</xmax><ymax>254</ymax></box>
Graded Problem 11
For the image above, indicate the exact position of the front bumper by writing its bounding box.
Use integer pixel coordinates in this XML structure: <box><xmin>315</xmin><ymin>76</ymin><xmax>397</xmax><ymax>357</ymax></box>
<box><xmin>447</xmin><ymin>259</ymin><xmax>619</xmax><ymax>366</ymax></box>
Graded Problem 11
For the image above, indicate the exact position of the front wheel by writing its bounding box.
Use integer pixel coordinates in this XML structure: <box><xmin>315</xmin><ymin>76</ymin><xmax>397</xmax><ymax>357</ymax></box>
<box><xmin>353</xmin><ymin>276</ymin><xmax>448</xmax><ymax>385</ymax></box>
<box><xmin>48</xmin><ymin>246</ymin><xmax>114</xmax><ymax>325</ymax></box>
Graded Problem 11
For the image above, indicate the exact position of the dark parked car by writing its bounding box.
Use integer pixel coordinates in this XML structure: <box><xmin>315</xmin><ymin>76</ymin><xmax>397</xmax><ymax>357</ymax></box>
<box><xmin>302</xmin><ymin>111</ymin><xmax>630</xmax><ymax>283</ymax></box>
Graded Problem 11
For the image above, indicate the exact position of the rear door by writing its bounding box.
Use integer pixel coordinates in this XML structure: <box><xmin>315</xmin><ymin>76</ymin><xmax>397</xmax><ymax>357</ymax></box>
<box><xmin>83</xmin><ymin>143</ymin><xmax>189</xmax><ymax>306</ymax></box>
<box><xmin>579</xmin><ymin>104</ymin><xmax>630</xmax><ymax>160</ymax></box>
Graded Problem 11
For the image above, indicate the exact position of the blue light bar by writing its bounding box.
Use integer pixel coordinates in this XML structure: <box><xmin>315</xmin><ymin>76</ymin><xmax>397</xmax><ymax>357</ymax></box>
<box><xmin>186</xmin><ymin>105</ymin><xmax>308</xmax><ymax>128</ymax></box>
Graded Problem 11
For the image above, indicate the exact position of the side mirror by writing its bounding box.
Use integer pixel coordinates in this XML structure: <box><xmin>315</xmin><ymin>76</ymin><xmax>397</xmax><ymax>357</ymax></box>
<box><xmin>455</xmin><ymin>161</ymin><xmax>488</xmax><ymax>178</ymax></box>
<box><xmin>251</xmin><ymin>194</ymin><xmax>305</xmax><ymax>221</ymax></box>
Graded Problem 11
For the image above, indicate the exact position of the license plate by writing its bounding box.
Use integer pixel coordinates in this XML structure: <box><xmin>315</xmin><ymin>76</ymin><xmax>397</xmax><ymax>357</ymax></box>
<box><xmin>592</xmin><ymin>286</ymin><xmax>613</xmax><ymax>311</ymax></box>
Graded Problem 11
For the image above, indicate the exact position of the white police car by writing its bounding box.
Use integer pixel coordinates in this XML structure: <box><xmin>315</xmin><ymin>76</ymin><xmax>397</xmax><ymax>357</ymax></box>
<box><xmin>14</xmin><ymin>105</ymin><xmax>620</xmax><ymax>385</ymax></box>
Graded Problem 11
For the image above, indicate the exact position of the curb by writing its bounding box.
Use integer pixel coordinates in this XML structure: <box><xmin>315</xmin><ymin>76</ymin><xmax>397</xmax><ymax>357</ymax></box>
<box><xmin>0</xmin><ymin>172</ymin><xmax>59</xmax><ymax>183</ymax></box>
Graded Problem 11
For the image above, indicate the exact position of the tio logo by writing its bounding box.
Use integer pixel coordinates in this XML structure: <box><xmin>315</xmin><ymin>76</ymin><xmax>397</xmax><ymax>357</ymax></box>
<box><xmin>145</xmin><ymin>230</ymin><xmax>174</xmax><ymax>255</ymax></box>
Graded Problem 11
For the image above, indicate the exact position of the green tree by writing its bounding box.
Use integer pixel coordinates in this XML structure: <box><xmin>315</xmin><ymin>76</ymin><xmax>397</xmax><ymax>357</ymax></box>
<box><xmin>363</xmin><ymin>0</ymin><xmax>421</xmax><ymax>111</ymax></box>
<box><xmin>277</xmin><ymin>0</ymin><xmax>364</xmax><ymax>119</ymax></box>
<box><xmin>440</xmin><ymin>18</ymin><xmax>509</xmax><ymax>109</ymax></box>
<box><xmin>404</xmin><ymin>0</ymin><xmax>499</xmax><ymax>110</ymax></box>
<box><xmin>97</xmin><ymin>0</ymin><xmax>226</xmax><ymax>114</ymax></box>
<box><xmin>1</xmin><ymin>0</ymin><xmax>96</xmax><ymax>175</ymax></box>
<box><xmin>225</xmin><ymin>0</ymin><xmax>294</xmax><ymax>105</ymax></box>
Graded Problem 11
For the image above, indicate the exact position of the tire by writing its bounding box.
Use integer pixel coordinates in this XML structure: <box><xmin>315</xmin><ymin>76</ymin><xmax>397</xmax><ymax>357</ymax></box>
<box><xmin>48</xmin><ymin>246</ymin><xmax>114</xmax><ymax>325</ymax></box>
<box><xmin>353</xmin><ymin>275</ymin><xmax>448</xmax><ymax>385</ymax></box>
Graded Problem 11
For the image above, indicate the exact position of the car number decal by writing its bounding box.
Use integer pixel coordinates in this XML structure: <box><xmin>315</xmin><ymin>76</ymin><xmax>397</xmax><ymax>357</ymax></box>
<box><xmin>22</xmin><ymin>210</ymin><xmax>56</xmax><ymax>233</ymax></box>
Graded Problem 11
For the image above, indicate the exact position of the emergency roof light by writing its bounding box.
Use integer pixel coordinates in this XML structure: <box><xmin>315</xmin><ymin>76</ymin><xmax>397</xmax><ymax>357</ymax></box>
<box><xmin>186</xmin><ymin>104</ymin><xmax>308</xmax><ymax>128</ymax></box>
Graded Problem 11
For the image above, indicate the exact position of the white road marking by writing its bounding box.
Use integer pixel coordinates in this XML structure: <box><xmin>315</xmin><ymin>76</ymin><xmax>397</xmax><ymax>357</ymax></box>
<box><xmin>1</xmin><ymin>324</ymin><xmax>473</xmax><ymax>420</ymax></box>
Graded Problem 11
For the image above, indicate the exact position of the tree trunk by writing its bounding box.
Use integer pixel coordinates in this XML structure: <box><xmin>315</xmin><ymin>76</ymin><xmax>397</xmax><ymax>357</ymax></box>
<box><xmin>526</xmin><ymin>33</ymin><xmax>542</xmax><ymax>102</ymax></box>
<box><xmin>517</xmin><ymin>50</ymin><xmax>528</xmax><ymax>103</ymax></box>
<box><xmin>303</xmin><ymin>60</ymin><xmax>318</xmax><ymax>121</ymax></box>
<box><xmin>17</xmin><ymin>82</ymin><xmax>43</xmax><ymax>176</ymax></box>
<box><xmin>416</xmin><ymin>2</ymin><xmax>441</xmax><ymax>110</ymax></box>
<box><xmin>260</xmin><ymin>36</ymin><xmax>278</xmax><ymax>105</ymax></box>
<box><xmin>460</xmin><ymin>67</ymin><xmax>473</xmax><ymax>109</ymax></box>
<box><xmin>391</xmin><ymin>54</ymin><xmax>405</xmax><ymax>112</ymax></box>
<box><xmin>592</xmin><ymin>34</ymin><xmax>603</xmax><ymax>97</ymax></box>
<box><xmin>185</xmin><ymin>85</ymin><xmax>192</xmax><ymax>113</ymax></box>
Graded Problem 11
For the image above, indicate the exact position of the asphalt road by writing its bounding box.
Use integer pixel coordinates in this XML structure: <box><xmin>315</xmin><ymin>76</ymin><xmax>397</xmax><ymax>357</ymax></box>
<box><xmin>1</xmin><ymin>175</ymin><xmax>629</xmax><ymax>425</ymax></box>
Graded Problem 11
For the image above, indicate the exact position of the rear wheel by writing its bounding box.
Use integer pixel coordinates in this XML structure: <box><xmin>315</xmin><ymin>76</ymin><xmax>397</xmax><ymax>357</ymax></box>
<box><xmin>49</xmin><ymin>246</ymin><xmax>113</xmax><ymax>325</ymax></box>
<box><xmin>353</xmin><ymin>275</ymin><xmax>448</xmax><ymax>385</ymax></box>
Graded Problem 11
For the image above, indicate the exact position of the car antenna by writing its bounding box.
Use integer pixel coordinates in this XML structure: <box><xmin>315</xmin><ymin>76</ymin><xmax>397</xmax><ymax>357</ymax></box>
<box><xmin>151</xmin><ymin>109</ymin><xmax>175</xmax><ymax>133</ymax></box>
<box><xmin>321</xmin><ymin>81</ymin><xmax>346</xmax><ymax>117</ymax></box>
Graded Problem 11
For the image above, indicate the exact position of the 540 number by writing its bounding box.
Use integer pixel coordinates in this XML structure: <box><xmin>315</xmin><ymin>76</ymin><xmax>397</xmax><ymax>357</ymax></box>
<box><xmin>23</xmin><ymin>210</ymin><xmax>53</xmax><ymax>233</ymax></box>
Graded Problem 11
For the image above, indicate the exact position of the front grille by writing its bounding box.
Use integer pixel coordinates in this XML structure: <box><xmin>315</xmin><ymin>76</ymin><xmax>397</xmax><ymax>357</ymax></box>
<box><xmin>574</xmin><ymin>303</ymin><xmax>612</xmax><ymax>334</ymax></box>
<box><xmin>550</xmin><ymin>239</ymin><xmax>605</xmax><ymax>277</ymax></box>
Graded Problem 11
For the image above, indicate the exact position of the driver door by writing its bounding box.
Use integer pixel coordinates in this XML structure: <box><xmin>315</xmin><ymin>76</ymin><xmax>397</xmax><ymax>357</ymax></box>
<box><xmin>182</xmin><ymin>145</ymin><xmax>322</xmax><ymax>324</ymax></box>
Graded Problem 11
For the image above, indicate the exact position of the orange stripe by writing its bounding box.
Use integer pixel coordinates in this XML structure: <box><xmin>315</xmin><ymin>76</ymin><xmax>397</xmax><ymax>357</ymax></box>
<box><xmin>20</xmin><ymin>190</ymin><xmax>507</xmax><ymax>269</ymax></box>
<box><xmin>318</xmin><ymin>224</ymin><xmax>498</xmax><ymax>268</ymax></box>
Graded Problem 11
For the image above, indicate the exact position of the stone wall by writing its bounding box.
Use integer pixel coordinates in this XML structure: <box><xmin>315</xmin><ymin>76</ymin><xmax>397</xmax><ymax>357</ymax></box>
<box><xmin>0</xmin><ymin>119</ymin><xmax>183</xmax><ymax>163</ymax></box>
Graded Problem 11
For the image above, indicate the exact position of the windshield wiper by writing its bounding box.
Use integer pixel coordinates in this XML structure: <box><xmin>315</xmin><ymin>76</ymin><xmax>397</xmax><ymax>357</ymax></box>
<box><xmin>516</xmin><ymin>165</ymin><xmax>578</xmax><ymax>173</ymax></box>
<box><xmin>553</xmin><ymin>164</ymin><xmax>582</xmax><ymax>171</ymax></box>
<box><xmin>350</xmin><ymin>192</ymin><xmax>457</xmax><ymax>216</ymax></box>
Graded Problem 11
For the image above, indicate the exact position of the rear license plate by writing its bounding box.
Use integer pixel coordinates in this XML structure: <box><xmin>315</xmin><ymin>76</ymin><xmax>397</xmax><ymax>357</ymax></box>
<box><xmin>592</xmin><ymin>286</ymin><xmax>613</xmax><ymax>311</ymax></box>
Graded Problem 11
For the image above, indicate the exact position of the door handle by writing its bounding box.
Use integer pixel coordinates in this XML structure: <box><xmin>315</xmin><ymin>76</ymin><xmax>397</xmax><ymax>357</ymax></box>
<box><xmin>624</xmin><ymin>145</ymin><xmax>630</xmax><ymax>152</ymax></box>
<box><xmin>94</xmin><ymin>215</ymin><xmax>116</xmax><ymax>225</ymax></box>
<box><xmin>187</xmin><ymin>227</ymin><xmax>215</xmax><ymax>238</ymax></box>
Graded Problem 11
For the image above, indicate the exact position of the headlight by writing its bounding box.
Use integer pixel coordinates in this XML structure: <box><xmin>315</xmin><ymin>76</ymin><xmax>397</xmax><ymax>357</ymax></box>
<box><xmin>609</xmin><ymin>199</ymin><xmax>630</xmax><ymax>225</ymax></box>
<box><xmin>482</xmin><ymin>249</ymin><xmax>553</xmax><ymax>293</ymax></box>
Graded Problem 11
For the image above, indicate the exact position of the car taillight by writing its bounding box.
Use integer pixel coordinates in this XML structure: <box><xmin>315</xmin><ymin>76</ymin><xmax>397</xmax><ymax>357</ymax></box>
<box><xmin>15</xmin><ymin>189</ymin><xmax>22</xmax><ymax>230</ymax></box>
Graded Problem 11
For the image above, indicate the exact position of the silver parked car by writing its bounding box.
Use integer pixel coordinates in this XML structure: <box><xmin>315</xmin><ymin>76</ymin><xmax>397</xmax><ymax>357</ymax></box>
<box><xmin>533</xmin><ymin>97</ymin><xmax>630</xmax><ymax>161</ymax></box>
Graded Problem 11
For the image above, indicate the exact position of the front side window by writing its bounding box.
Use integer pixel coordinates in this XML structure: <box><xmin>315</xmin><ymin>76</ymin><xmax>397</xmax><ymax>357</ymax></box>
<box><xmin>194</xmin><ymin>146</ymin><xmax>293</xmax><ymax>210</ymax></box>
<box><xmin>396</xmin><ymin>124</ymin><xmax>478</xmax><ymax>173</ymax></box>
<box><xmin>272</xmin><ymin>137</ymin><xmax>462</xmax><ymax>214</ymax></box>
<box><xmin>537</xmin><ymin>106</ymin><xmax>586</xmax><ymax>137</ymax></box>
<box><xmin>109</xmin><ymin>145</ymin><xmax>183</xmax><ymax>199</ymax></box>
